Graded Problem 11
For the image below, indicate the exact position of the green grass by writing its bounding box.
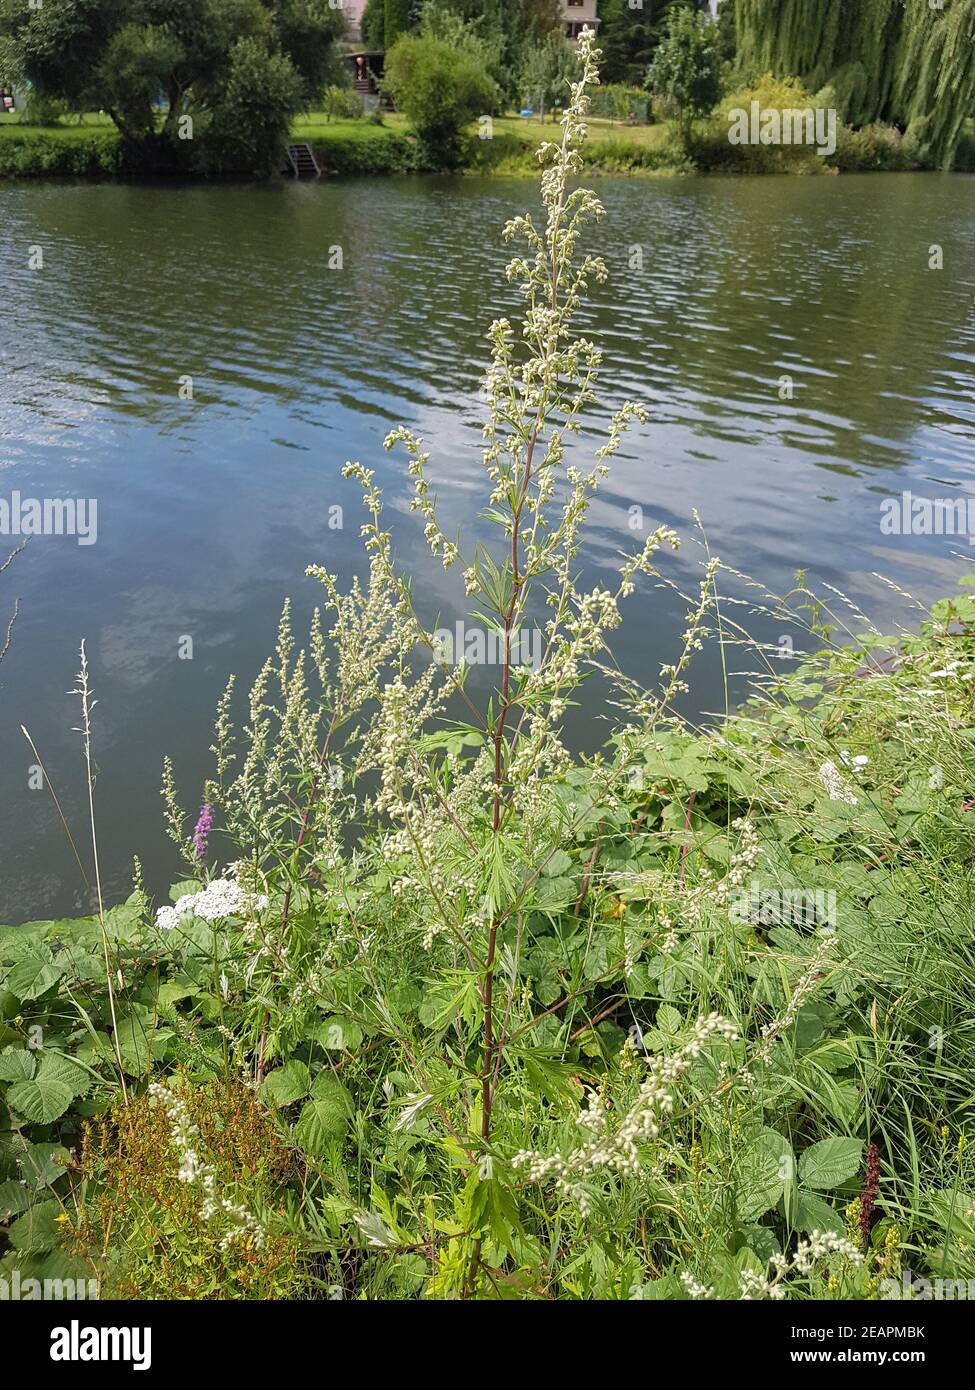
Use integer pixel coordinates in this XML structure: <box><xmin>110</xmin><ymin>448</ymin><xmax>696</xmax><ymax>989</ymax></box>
<box><xmin>0</xmin><ymin>114</ymin><xmax>116</xmax><ymax>139</ymax></box>
<box><xmin>292</xmin><ymin>114</ymin><xmax>404</xmax><ymax>144</ymax></box>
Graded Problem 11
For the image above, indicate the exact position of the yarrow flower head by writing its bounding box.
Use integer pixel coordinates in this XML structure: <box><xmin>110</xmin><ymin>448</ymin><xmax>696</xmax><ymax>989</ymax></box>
<box><xmin>155</xmin><ymin>876</ymin><xmax>268</xmax><ymax>932</ymax></box>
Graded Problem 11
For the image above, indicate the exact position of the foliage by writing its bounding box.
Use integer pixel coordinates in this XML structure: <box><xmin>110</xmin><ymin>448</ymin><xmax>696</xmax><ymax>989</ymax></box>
<box><xmin>195</xmin><ymin>35</ymin><xmax>303</xmax><ymax>177</ymax></box>
<box><xmin>72</xmin><ymin>1080</ymin><xmax>307</xmax><ymax>1299</ymax></box>
<box><xmin>416</xmin><ymin>0</ymin><xmax>562</xmax><ymax>105</ymax></box>
<box><xmin>830</xmin><ymin>120</ymin><xmax>921</xmax><ymax>173</ymax></box>
<box><xmin>3</xmin><ymin>28</ymin><xmax>975</xmax><ymax>1303</ymax></box>
<box><xmin>382</xmin><ymin>31</ymin><xmax>497</xmax><ymax>167</ymax></box>
<box><xmin>518</xmin><ymin>30</ymin><xmax>577</xmax><ymax>116</ymax></box>
<box><xmin>417</xmin><ymin>0</ymin><xmax>508</xmax><ymax>109</ymax></box>
<box><xmin>360</xmin><ymin>0</ymin><xmax>386</xmax><ymax>50</ymax></box>
<box><xmin>598</xmin><ymin>0</ymin><xmax>683</xmax><ymax>86</ymax></box>
<box><xmin>646</xmin><ymin>4</ymin><xmax>723</xmax><ymax>147</ymax></box>
<box><xmin>694</xmin><ymin>73</ymin><xmax>830</xmax><ymax>172</ymax></box>
<box><xmin>0</xmin><ymin>0</ymin><xmax>345</xmax><ymax>176</ymax></box>
<box><xmin>733</xmin><ymin>0</ymin><xmax>975</xmax><ymax>169</ymax></box>
<box><xmin>322</xmin><ymin>85</ymin><xmax>364</xmax><ymax>122</ymax></box>
<box><xmin>590</xmin><ymin>83</ymin><xmax>652</xmax><ymax>124</ymax></box>
<box><xmin>309</xmin><ymin>123</ymin><xmax>415</xmax><ymax>173</ymax></box>
<box><xmin>383</xmin><ymin>0</ymin><xmax>414</xmax><ymax>49</ymax></box>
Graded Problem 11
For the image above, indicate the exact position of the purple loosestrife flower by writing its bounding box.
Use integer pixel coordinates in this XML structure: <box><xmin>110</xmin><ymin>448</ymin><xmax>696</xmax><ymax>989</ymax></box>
<box><xmin>193</xmin><ymin>802</ymin><xmax>213</xmax><ymax>859</ymax></box>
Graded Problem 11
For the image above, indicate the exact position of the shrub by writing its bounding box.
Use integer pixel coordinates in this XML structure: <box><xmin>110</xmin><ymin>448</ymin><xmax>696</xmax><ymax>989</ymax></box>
<box><xmin>0</xmin><ymin>131</ymin><xmax>121</xmax><ymax>177</ymax></box>
<box><xmin>590</xmin><ymin>84</ymin><xmax>652</xmax><ymax>124</ymax></box>
<box><xmin>323</xmin><ymin>85</ymin><xmax>364</xmax><ymax>122</ymax></box>
<box><xmin>20</xmin><ymin>92</ymin><xmax>69</xmax><ymax>127</ymax></box>
<box><xmin>831</xmin><ymin>121</ymin><xmax>922</xmax><ymax>172</ymax></box>
<box><xmin>195</xmin><ymin>35</ymin><xmax>304</xmax><ymax>179</ymax></box>
<box><xmin>311</xmin><ymin>128</ymin><xmax>415</xmax><ymax>175</ymax></box>
<box><xmin>695</xmin><ymin>74</ymin><xmax>831</xmax><ymax>173</ymax></box>
<box><xmin>382</xmin><ymin>32</ymin><xmax>498</xmax><ymax>168</ymax></box>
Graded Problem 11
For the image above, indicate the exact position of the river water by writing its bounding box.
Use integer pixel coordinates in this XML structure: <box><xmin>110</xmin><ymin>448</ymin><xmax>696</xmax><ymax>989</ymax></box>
<box><xmin>2</xmin><ymin>171</ymin><xmax>974</xmax><ymax>921</ymax></box>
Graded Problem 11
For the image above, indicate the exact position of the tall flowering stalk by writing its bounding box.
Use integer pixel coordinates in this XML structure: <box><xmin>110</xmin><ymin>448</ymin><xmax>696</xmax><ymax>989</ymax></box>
<box><xmin>381</xmin><ymin>26</ymin><xmax>681</xmax><ymax>1293</ymax></box>
<box><xmin>193</xmin><ymin>25</ymin><xmax>686</xmax><ymax>1297</ymax></box>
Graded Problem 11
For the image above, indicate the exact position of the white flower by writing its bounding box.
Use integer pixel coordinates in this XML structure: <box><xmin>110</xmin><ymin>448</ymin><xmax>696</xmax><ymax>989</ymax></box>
<box><xmin>818</xmin><ymin>760</ymin><xmax>858</xmax><ymax>805</ymax></box>
<box><xmin>155</xmin><ymin>877</ymin><xmax>268</xmax><ymax>931</ymax></box>
<box><xmin>839</xmin><ymin>750</ymin><xmax>869</xmax><ymax>770</ymax></box>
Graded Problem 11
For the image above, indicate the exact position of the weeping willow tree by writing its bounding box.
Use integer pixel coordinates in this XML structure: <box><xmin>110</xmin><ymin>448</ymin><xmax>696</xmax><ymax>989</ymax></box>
<box><xmin>734</xmin><ymin>0</ymin><xmax>975</xmax><ymax>167</ymax></box>
<box><xmin>894</xmin><ymin>0</ymin><xmax>975</xmax><ymax>166</ymax></box>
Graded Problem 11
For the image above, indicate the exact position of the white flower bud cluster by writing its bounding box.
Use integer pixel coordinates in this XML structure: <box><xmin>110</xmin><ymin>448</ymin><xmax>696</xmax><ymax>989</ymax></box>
<box><xmin>818</xmin><ymin>759</ymin><xmax>859</xmax><ymax>805</ymax></box>
<box><xmin>513</xmin><ymin>1014</ymin><xmax>737</xmax><ymax>1212</ymax></box>
<box><xmin>736</xmin><ymin>1232</ymin><xmax>863</xmax><ymax>1300</ymax></box>
<box><xmin>149</xmin><ymin>1082</ymin><xmax>265</xmax><ymax>1251</ymax></box>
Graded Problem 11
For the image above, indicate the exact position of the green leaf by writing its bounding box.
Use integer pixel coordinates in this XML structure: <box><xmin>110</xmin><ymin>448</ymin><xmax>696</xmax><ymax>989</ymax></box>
<box><xmin>18</xmin><ymin>1143</ymin><xmax>70</xmax><ymax>1190</ymax></box>
<box><xmin>113</xmin><ymin>1011</ymin><xmax>154</xmax><ymax>1077</ymax></box>
<box><xmin>261</xmin><ymin>1061</ymin><xmax>311</xmax><ymax>1107</ymax></box>
<box><xmin>293</xmin><ymin>1096</ymin><xmax>349</xmax><ymax>1156</ymax></box>
<box><xmin>0</xmin><ymin>1179</ymin><xmax>29</xmax><ymax>1218</ymax></box>
<box><xmin>533</xmin><ymin>876</ymin><xmax>578</xmax><ymax>912</ymax></box>
<box><xmin>319</xmin><ymin>1018</ymin><xmax>363</xmax><ymax>1052</ymax></box>
<box><xmin>169</xmin><ymin>880</ymin><xmax>201</xmax><ymax>902</ymax></box>
<box><xmin>0</xmin><ymin>1050</ymin><xmax>37</xmax><ymax>1083</ymax></box>
<box><xmin>5</xmin><ymin>957</ymin><xmax>62</xmax><ymax>1002</ymax></box>
<box><xmin>8</xmin><ymin>1199</ymin><xmax>61</xmax><ymax>1253</ymax></box>
<box><xmin>36</xmin><ymin>1051</ymin><xmax>91</xmax><ymax>1100</ymax></box>
<box><xmin>795</xmin><ymin>1189</ymin><xmax>845</xmax><ymax>1236</ymax></box>
<box><xmin>737</xmin><ymin>1129</ymin><xmax>794</xmax><ymax>1221</ymax></box>
<box><xmin>656</xmin><ymin>1004</ymin><xmax>682</xmax><ymax>1036</ymax></box>
<box><xmin>799</xmin><ymin>1137</ymin><xmax>863</xmax><ymax>1191</ymax></box>
<box><xmin>310</xmin><ymin>1072</ymin><xmax>354</xmax><ymax>1112</ymax></box>
<box><xmin>156</xmin><ymin>977</ymin><xmax>201</xmax><ymax>1011</ymax></box>
<box><xmin>7</xmin><ymin>1076</ymin><xmax>74</xmax><ymax>1124</ymax></box>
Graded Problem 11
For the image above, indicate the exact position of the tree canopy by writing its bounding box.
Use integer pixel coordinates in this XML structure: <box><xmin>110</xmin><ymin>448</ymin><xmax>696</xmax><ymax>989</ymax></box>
<box><xmin>0</xmin><ymin>0</ymin><xmax>346</xmax><ymax>174</ymax></box>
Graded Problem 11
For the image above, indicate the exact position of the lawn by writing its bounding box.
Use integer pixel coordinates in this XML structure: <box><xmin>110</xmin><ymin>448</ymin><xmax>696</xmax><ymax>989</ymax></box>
<box><xmin>0</xmin><ymin>114</ymin><xmax>116</xmax><ymax>139</ymax></box>
<box><xmin>0</xmin><ymin>110</ymin><xmax>669</xmax><ymax>147</ymax></box>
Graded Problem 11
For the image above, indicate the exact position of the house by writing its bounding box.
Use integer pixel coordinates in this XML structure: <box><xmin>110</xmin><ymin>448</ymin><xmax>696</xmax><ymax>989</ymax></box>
<box><xmin>342</xmin><ymin>0</ymin><xmax>368</xmax><ymax>45</ymax></box>
<box><xmin>560</xmin><ymin>0</ymin><xmax>600</xmax><ymax>42</ymax></box>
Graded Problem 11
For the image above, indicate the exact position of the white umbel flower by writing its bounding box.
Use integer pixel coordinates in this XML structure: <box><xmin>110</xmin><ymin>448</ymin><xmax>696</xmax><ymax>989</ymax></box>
<box><xmin>156</xmin><ymin>877</ymin><xmax>268</xmax><ymax>931</ymax></box>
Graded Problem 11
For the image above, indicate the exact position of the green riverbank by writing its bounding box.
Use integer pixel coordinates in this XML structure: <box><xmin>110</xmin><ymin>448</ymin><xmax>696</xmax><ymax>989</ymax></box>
<box><xmin>5</xmin><ymin>109</ymin><xmax>972</xmax><ymax>179</ymax></box>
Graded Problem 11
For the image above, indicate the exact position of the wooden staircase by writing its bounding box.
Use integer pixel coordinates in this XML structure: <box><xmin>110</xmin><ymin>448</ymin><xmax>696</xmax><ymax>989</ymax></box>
<box><xmin>285</xmin><ymin>142</ymin><xmax>320</xmax><ymax>178</ymax></box>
